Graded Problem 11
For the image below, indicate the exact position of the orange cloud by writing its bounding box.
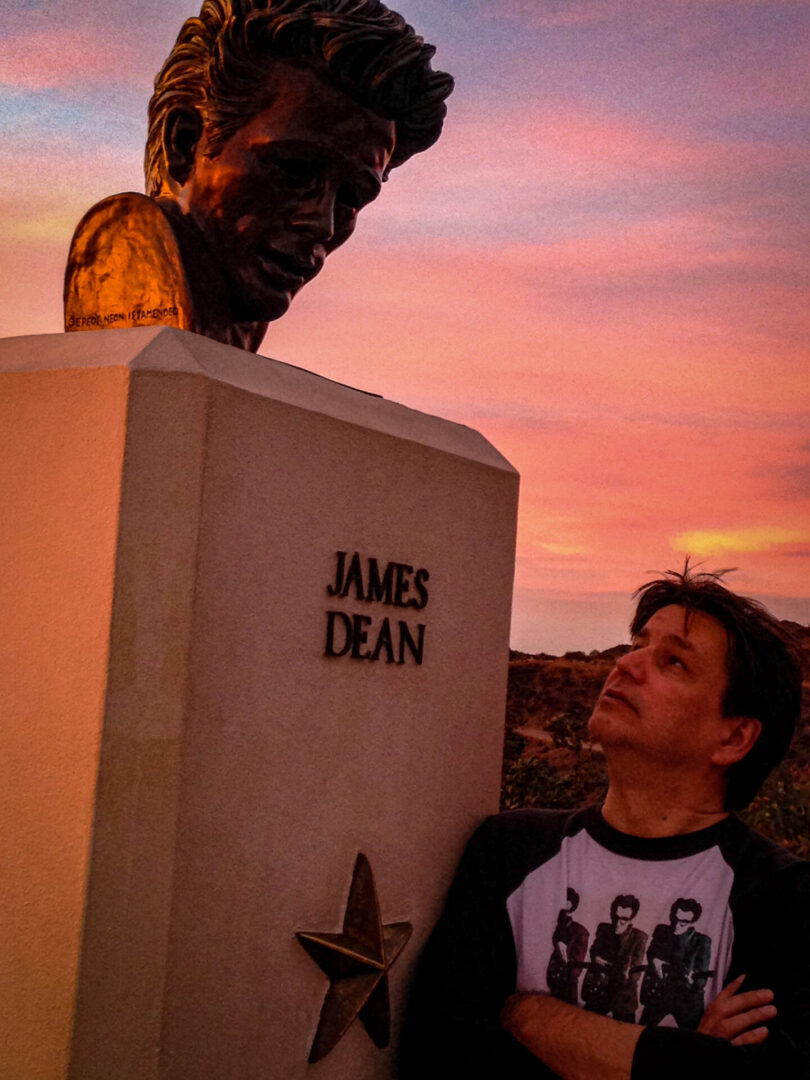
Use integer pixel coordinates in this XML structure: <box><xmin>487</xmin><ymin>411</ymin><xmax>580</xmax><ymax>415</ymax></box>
<box><xmin>489</xmin><ymin>415</ymin><xmax>810</xmax><ymax>619</ymax></box>
<box><xmin>671</xmin><ymin>528</ymin><xmax>810</xmax><ymax>557</ymax></box>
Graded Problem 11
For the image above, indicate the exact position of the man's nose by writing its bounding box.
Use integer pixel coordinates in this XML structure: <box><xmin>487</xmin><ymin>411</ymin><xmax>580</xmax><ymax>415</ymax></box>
<box><xmin>290</xmin><ymin>186</ymin><xmax>335</xmax><ymax>243</ymax></box>
<box><xmin>614</xmin><ymin>648</ymin><xmax>645</xmax><ymax>681</ymax></box>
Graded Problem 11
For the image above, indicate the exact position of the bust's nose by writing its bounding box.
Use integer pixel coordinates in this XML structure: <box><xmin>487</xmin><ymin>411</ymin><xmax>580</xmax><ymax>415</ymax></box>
<box><xmin>290</xmin><ymin>186</ymin><xmax>335</xmax><ymax>244</ymax></box>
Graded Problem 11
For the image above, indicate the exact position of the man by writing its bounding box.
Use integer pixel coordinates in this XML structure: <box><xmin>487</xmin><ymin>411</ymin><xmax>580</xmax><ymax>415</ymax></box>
<box><xmin>400</xmin><ymin>565</ymin><xmax>809</xmax><ymax>1078</ymax></box>
<box><xmin>640</xmin><ymin>898</ymin><xmax>712</xmax><ymax>1029</ymax></box>
<box><xmin>581</xmin><ymin>895</ymin><xmax>647</xmax><ymax>1023</ymax></box>
<box><xmin>64</xmin><ymin>0</ymin><xmax>452</xmax><ymax>351</ymax></box>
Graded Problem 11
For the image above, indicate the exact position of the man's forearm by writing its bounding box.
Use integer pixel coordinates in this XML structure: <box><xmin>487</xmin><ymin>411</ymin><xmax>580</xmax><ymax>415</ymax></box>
<box><xmin>501</xmin><ymin>993</ymin><xmax>642</xmax><ymax>1080</ymax></box>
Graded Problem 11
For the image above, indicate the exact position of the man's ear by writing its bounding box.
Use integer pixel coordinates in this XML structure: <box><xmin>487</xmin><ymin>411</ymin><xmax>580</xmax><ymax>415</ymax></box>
<box><xmin>711</xmin><ymin>716</ymin><xmax>762</xmax><ymax>768</ymax></box>
<box><xmin>165</xmin><ymin>107</ymin><xmax>204</xmax><ymax>188</ymax></box>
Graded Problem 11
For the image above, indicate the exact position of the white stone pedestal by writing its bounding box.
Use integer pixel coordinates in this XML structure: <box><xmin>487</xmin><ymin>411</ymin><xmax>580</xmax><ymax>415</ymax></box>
<box><xmin>0</xmin><ymin>327</ymin><xmax>518</xmax><ymax>1080</ymax></box>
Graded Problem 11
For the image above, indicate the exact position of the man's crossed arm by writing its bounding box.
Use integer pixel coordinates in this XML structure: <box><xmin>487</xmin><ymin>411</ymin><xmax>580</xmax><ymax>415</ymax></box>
<box><xmin>500</xmin><ymin>976</ymin><xmax>776</xmax><ymax>1080</ymax></box>
<box><xmin>398</xmin><ymin>814</ymin><xmax>810</xmax><ymax>1080</ymax></box>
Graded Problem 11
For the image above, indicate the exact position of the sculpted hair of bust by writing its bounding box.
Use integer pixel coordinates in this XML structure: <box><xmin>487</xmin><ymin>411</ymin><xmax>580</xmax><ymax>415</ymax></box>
<box><xmin>145</xmin><ymin>0</ymin><xmax>454</xmax><ymax>194</ymax></box>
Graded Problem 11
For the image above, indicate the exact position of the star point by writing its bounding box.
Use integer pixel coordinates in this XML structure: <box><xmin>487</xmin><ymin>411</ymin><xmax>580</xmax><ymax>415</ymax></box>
<box><xmin>295</xmin><ymin>852</ymin><xmax>412</xmax><ymax>1063</ymax></box>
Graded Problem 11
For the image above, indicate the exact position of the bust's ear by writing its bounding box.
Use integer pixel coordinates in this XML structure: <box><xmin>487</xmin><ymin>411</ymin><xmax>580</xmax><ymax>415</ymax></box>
<box><xmin>165</xmin><ymin>106</ymin><xmax>204</xmax><ymax>188</ymax></box>
<box><xmin>711</xmin><ymin>716</ymin><xmax>762</xmax><ymax>768</ymax></box>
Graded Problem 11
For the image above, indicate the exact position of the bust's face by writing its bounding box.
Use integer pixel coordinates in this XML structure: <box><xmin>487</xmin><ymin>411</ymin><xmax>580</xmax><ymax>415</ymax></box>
<box><xmin>176</xmin><ymin>60</ymin><xmax>396</xmax><ymax>322</ymax></box>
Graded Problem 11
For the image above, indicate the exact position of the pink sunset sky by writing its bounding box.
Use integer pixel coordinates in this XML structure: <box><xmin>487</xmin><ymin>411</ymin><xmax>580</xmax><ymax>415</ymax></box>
<box><xmin>2</xmin><ymin>0</ymin><xmax>808</xmax><ymax>652</ymax></box>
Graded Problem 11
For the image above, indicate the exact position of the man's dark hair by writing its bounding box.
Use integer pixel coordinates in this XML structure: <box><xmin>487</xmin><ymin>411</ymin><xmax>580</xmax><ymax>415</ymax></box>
<box><xmin>610</xmin><ymin>894</ymin><xmax>640</xmax><ymax>920</ymax></box>
<box><xmin>566</xmin><ymin>887</ymin><xmax>580</xmax><ymax>912</ymax></box>
<box><xmin>670</xmin><ymin>897</ymin><xmax>702</xmax><ymax>924</ymax></box>
<box><xmin>145</xmin><ymin>0</ymin><xmax>454</xmax><ymax>196</ymax></box>
<box><xmin>631</xmin><ymin>562</ymin><xmax>802</xmax><ymax>811</ymax></box>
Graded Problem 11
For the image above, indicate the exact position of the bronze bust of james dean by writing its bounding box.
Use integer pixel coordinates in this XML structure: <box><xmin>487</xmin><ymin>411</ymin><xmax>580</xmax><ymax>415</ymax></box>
<box><xmin>64</xmin><ymin>0</ymin><xmax>453</xmax><ymax>352</ymax></box>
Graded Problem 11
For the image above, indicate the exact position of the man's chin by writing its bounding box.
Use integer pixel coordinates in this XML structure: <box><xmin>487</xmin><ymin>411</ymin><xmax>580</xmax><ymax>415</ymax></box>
<box><xmin>586</xmin><ymin>705</ymin><xmax>603</xmax><ymax>736</ymax></box>
<box><xmin>587</xmin><ymin>705</ymin><xmax>624</xmax><ymax>745</ymax></box>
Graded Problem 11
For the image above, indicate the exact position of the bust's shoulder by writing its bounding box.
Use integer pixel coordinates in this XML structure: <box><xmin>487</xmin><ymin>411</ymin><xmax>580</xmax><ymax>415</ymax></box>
<box><xmin>76</xmin><ymin>190</ymin><xmax>169</xmax><ymax>222</ymax></box>
<box><xmin>64</xmin><ymin>192</ymin><xmax>194</xmax><ymax>332</ymax></box>
<box><xmin>68</xmin><ymin>192</ymin><xmax>181</xmax><ymax>258</ymax></box>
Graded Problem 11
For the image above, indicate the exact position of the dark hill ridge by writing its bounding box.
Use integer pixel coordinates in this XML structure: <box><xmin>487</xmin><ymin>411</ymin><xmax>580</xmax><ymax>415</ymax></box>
<box><xmin>507</xmin><ymin>619</ymin><xmax>809</xmax><ymax>733</ymax></box>
<box><xmin>782</xmin><ymin>620</ymin><xmax>810</xmax><ymax>670</ymax></box>
<box><xmin>502</xmin><ymin>622</ymin><xmax>810</xmax><ymax>857</ymax></box>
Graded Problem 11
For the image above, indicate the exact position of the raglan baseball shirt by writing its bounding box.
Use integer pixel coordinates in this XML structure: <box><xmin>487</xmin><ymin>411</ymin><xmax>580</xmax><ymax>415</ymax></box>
<box><xmin>400</xmin><ymin>805</ymin><xmax>810</xmax><ymax>1079</ymax></box>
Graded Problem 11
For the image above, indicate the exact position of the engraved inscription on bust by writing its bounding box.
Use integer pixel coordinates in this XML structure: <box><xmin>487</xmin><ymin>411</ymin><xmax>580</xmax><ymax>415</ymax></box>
<box><xmin>64</xmin><ymin>0</ymin><xmax>453</xmax><ymax>353</ymax></box>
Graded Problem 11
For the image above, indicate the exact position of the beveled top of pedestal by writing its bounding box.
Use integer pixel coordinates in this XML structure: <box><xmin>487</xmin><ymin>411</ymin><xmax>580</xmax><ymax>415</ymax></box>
<box><xmin>0</xmin><ymin>328</ymin><xmax>516</xmax><ymax>474</ymax></box>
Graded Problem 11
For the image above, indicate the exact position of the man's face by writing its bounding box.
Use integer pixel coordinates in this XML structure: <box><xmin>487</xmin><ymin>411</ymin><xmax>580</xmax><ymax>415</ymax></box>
<box><xmin>588</xmin><ymin>604</ymin><xmax>731</xmax><ymax>767</ymax></box>
<box><xmin>612</xmin><ymin>906</ymin><xmax>634</xmax><ymax>933</ymax></box>
<box><xmin>672</xmin><ymin>908</ymin><xmax>696</xmax><ymax>935</ymax></box>
<box><xmin>177</xmin><ymin>61</ymin><xmax>396</xmax><ymax>322</ymax></box>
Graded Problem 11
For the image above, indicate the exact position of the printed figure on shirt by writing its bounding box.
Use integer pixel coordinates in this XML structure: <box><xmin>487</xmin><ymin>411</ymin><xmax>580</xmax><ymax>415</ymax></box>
<box><xmin>581</xmin><ymin>894</ymin><xmax>647</xmax><ymax>1022</ymax></box>
<box><xmin>546</xmin><ymin>888</ymin><xmax>589</xmax><ymax>1004</ymax></box>
<box><xmin>640</xmin><ymin>898</ymin><xmax>713</xmax><ymax>1029</ymax></box>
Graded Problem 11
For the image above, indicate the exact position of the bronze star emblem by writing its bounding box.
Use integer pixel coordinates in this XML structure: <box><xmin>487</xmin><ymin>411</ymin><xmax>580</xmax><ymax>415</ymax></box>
<box><xmin>296</xmin><ymin>852</ymin><xmax>412</xmax><ymax>1063</ymax></box>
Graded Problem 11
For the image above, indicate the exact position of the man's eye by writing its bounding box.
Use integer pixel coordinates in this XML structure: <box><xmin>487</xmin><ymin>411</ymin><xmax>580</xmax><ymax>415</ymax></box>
<box><xmin>667</xmin><ymin>655</ymin><xmax>686</xmax><ymax>669</ymax></box>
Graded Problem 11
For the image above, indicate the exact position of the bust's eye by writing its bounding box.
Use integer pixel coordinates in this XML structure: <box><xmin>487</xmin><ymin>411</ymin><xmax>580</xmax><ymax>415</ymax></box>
<box><xmin>268</xmin><ymin>157</ymin><xmax>318</xmax><ymax>184</ymax></box>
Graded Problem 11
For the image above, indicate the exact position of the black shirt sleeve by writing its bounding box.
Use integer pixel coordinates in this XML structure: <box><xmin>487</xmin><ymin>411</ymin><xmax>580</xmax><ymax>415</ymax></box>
<box><xmin>632</xmin><ymin>1024</ymin><xmax>809</xmax><ymax>1080</ymax></box>
<box><xmin>399</xmin><ymin>813</ymin><xmax>568</xmax><ymax>1079</ymax></box>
